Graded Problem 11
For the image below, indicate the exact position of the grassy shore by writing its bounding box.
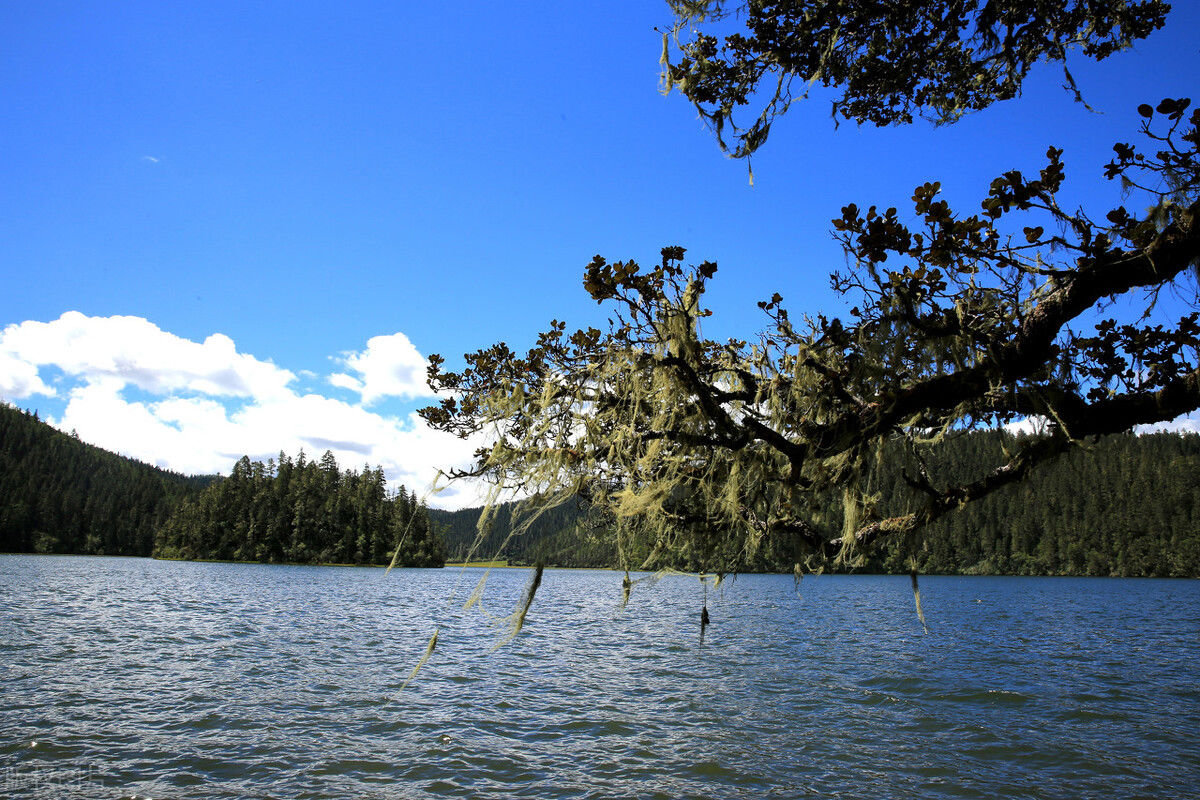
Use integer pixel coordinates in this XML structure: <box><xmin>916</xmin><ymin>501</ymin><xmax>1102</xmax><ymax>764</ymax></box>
<box><xmin>443</xmin><ymin>559</ymin><xmax>510</xmax><ymax>568</ymax></box>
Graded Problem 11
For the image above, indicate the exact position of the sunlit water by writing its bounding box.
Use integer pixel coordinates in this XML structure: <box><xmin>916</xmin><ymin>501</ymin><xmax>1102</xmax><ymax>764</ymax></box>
<box><xmin>2</xmin><ymin>555</ymin><xmax>1198</xmax><ymax>799</ymax></box>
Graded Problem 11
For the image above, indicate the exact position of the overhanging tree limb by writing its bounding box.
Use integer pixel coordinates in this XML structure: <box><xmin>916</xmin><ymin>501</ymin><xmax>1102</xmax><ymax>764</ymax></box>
<box><xmin>422</xmin><ymin>100</ymin><xmax>1198</xmax><ymax>574</ymax></box>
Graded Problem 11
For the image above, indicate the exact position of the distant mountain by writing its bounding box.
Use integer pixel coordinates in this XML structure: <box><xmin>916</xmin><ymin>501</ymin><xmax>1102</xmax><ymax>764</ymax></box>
<box><xmin>0</xmin><ymin>403</ymin><xmax>216</xmax><ymax>556</ymax></box>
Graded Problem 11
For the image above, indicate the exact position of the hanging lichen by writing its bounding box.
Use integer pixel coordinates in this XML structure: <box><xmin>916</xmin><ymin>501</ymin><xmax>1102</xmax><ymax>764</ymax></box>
<box><xmin>910</xmin><ymin>563</ymin><xmax>930</xmax><ymax>635</ymax></box>
<box><xmin>491</xmin><ymin>562</ymin><xmax>545</xmax><ymax>650</ymax></box>
<box><xmin>397</xmin><ymin>629</ymin><xmax>438</xmax><ymax>692</ymax></box>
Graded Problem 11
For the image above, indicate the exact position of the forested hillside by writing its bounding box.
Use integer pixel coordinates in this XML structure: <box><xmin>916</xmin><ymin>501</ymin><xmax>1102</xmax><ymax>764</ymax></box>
<box><xmin>434</xmin><ymin>431</ymin><xmax>1200</xmax><ymax>578</ymax></box>
<box><xmin>155</xmin><ymin>451</ymin><xmax>443</xmax><ymax>567</ymax></box>
<box><xmin>0</xmin><ymin>403</ymin><xmax>214</xmax><ymax>556</ymax></box>
<box><xmin>870</xmin><ymin>431</ymin><xmax>1200</xmax><ymax>577</ymax></box>
<box><xmin>430</xmin><ymin>498</ymin><xmax>598</xmax><ymax>564</ymax></box>
<box><xmin>0</xmin><ymin>403</ymin><xmax>442</xmax><ymax>567</ymax></box>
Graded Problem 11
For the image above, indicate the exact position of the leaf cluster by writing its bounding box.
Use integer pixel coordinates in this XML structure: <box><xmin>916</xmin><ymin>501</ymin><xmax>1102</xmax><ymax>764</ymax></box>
<box><xmin>659</xmin><ymin>0</ymin><xmax>1169</xmax><ymax>158</ymax></box>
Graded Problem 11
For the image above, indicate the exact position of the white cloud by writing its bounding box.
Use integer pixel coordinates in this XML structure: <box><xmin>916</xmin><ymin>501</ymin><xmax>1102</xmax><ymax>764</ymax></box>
<box><xmin>1006</xmin><ymin>414</ymin><xmax>1200</xmax><ymax>437</ymax></box>
<box><xmin>0</xmin><ymin>349</ymin><xmax>54</xmax><ymax>398</ymax></box>
<box><xmin>53</xmin><ymin>382</ymin><xmax>486</xmax><ymax>505</ymax></box>
<box><xmin>1137</xmin><ymin>414</ymin><xmax>1200</xmax><ymax>435</ymax></box>
<box><xmin>0</xmin><ymin>313</ymin><xmax>488</xmax><ymax>509</ymax></box>
<box><xmin>331</xmin><ymin>331</ymin><xmax>433</xmax><ymax>404</ymax></box>
<box><xmin>328</xmin><ymin>372</ymin><xmax>364</xmax><ymax>394</ymax></box>
<box><xmin>0</xmin><ymin>312</ymin><xmax>294</xmax><ymax>398</ymax></box>
<box><xmin>1002</xmin><ymin>416</ymin><xmax>1050</xmax><ymax>436</ymax></box>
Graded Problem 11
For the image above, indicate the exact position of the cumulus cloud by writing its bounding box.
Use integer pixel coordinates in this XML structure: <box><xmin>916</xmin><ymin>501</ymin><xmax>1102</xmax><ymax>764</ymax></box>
<box><xmin>328</xmin><ymin>372</ymin><xmax>364</xmax><ymax>394</ymax></box>
<box><xmin>0</xmin><ymin>312</ymin><xmax>294</xmax><ymax>398</ymax></box>
<box><xmin>0</xmin><ymin>349</ymin><xmax>54</xmax><ymax>398</ymax></box>
<box><xmin>52</xmin><ymin>382</ymin><xmax>484</xmax><ymax>504</ymax></box>
<box><xmin>330</xmin><ymin>331</ymin><xmax>434</xmax><ymax>404</ymax></box>
<box><xmin>0</xmin><ymin>313</ymin><xmax>487</xmax><ymax>509</ymax></box>
<box><xmin>1002</xmin><ymin>416</ymin><xmax>1050</xmax><ymax>436</ymax></box>
<box><xmin>1005</xmin><ymin>414</ymin><xmax>1200</xmax><ymax>436</ymax></box>
<box><xmin>1137</xmin><ymin>414</ymin><xmax>1200</xmax><ymax>435</ymax></box>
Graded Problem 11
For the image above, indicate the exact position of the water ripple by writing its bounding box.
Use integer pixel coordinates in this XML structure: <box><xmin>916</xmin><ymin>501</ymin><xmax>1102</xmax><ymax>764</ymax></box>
<box><xmin>2</xmin><ymin>557</ymin><xmax>1199</xmax><ymax>799</ymax></box>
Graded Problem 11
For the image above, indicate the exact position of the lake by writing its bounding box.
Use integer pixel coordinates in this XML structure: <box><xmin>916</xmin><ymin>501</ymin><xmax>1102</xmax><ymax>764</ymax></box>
<box><xmin>1</xmin><ymin>555</ymin><xmax>1198</xmax><ymax>799</ymax></box>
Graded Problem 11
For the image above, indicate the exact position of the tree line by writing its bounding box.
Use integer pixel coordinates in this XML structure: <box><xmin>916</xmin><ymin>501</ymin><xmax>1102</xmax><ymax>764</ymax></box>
<box><xmin>0</xmin><ymin>402</ymin><xmax>442</xmax><ymax>568</ymax></box>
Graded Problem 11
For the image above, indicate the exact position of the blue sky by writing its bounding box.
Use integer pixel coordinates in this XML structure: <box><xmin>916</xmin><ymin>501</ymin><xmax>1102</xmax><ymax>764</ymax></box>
<box><xmin>2</xmin><ymin>1</ymin><xmax>1198</xmax><ymax>507</ymax></box>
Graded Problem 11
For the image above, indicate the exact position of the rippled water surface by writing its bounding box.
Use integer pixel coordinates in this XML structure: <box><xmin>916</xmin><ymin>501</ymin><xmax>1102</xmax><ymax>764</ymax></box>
<box><xmin>2</xmin><ymin>555</ymin><xmax>1199</xmax><ymax>799</ymax></box>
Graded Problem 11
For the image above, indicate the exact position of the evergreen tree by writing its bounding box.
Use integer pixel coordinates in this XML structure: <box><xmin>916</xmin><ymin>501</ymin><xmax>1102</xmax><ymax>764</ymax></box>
<box><xmin>154</xmin><ymin>449</ymin><xmax>444</xmax><ymax>568</ymax></box>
